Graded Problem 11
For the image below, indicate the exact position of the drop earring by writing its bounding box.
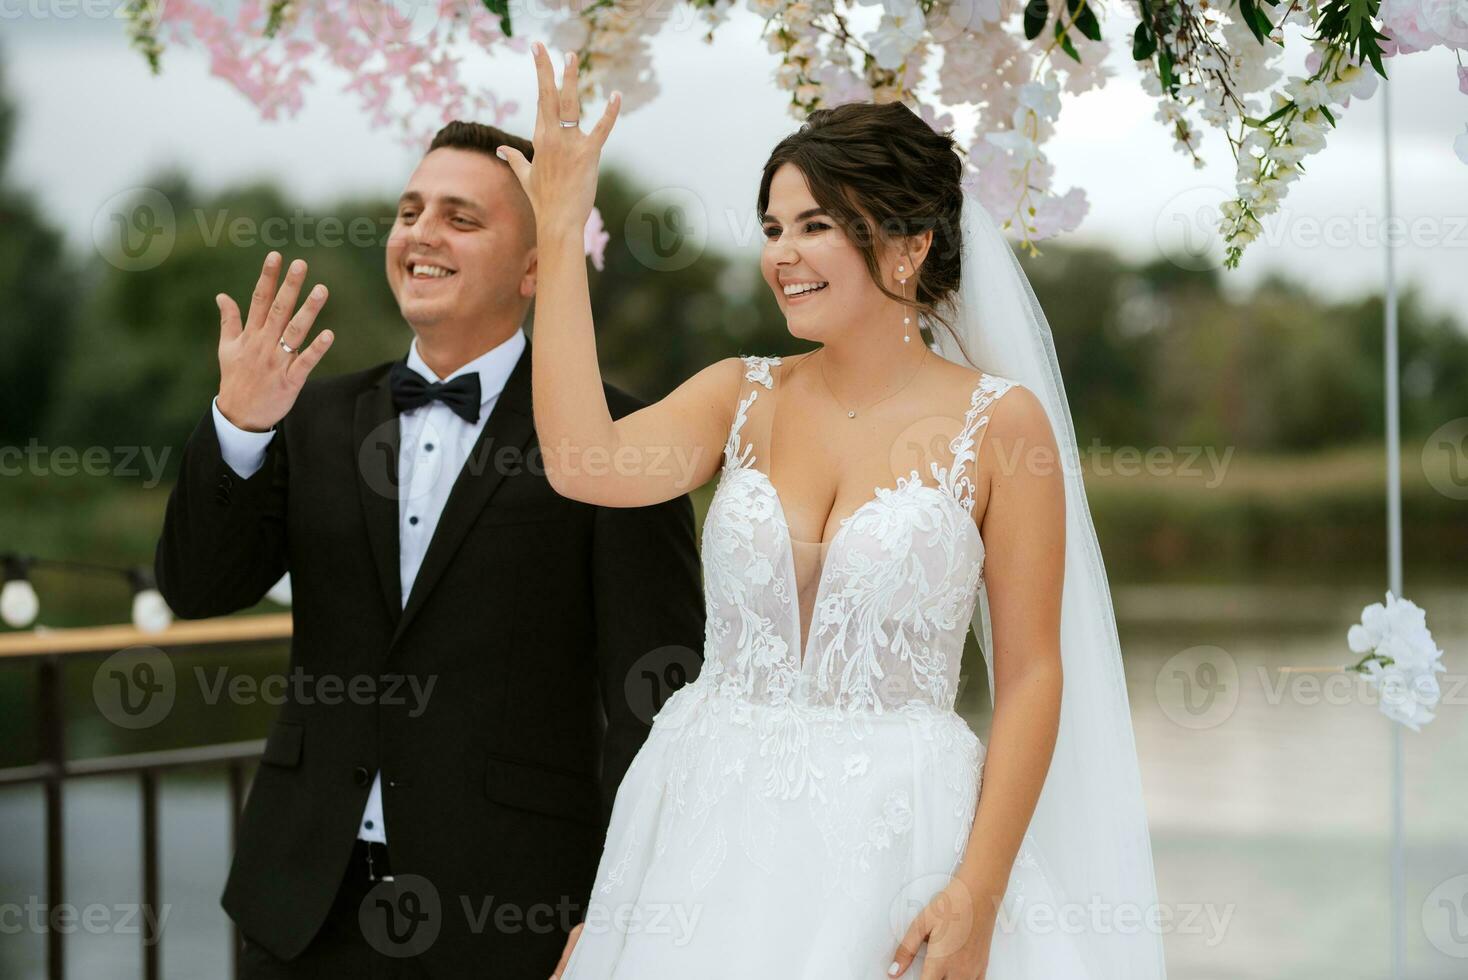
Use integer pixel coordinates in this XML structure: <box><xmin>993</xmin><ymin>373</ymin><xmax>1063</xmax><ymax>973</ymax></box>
<box><xmin>897</xmin><ymin>264</ymin><xmax>912</xmax><ymax>343</ymax></box>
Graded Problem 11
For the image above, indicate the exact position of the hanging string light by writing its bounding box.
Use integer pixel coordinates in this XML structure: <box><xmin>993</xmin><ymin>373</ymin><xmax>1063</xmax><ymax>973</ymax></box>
<box><xmin>1</xmin><ymin>554</ymin><xmax>40</xmax><ymax>629</ymax></box>
<box><xmin>127</xmin><ymin>567</ymin><xmax>174</xmax><ymax>634</ymax></box>
<box><xmin>0</xmin><ymin>552</ymin><xmax>176</xmax><ymax>633</ymax></box>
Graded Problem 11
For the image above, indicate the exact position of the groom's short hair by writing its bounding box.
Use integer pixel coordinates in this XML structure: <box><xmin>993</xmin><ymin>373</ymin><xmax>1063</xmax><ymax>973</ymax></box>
<box><xmin>428</xmin><ymin>120</ymin><xmax>532</xmax><ymax>163</ymax></box>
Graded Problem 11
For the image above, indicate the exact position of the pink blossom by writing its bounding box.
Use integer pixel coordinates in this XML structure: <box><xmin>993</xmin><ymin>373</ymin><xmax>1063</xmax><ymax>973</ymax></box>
<box><xmin>584</xmin><ymin>207</ymin><xmax>611</xmax><ymax>271</ymax></box>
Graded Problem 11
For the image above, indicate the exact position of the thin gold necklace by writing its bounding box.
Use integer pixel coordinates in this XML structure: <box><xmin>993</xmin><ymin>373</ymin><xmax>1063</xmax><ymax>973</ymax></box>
<box><xmin>816</xmin><ymin>346</ymin><xmax>930</xmax><ymax>419</ymax></box>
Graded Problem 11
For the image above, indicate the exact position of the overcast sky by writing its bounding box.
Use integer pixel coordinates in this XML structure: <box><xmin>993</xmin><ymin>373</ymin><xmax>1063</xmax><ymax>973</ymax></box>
<box><xmin>4</xmin><ymin>10</ymin><xmax>1466</xmax><ymax>321</ymax></box>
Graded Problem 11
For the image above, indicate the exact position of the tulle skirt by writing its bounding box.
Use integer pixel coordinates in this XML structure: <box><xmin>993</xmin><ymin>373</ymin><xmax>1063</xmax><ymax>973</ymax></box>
<box><xmin>561</xmin><ymin>675</ymin><xmax>1092</xmax><ymax>979</ymax></box>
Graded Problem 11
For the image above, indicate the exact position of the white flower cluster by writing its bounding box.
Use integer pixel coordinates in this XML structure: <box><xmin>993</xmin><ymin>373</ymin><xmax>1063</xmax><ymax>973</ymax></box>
<box><xmin>553</xmin><ymin>0</ymin><xmax>1108</xmax><ymax>247</ymax></box>
<box><xmin>1347</xmin><ymin>591</ymin><xmax>1447</xmax><ymax>732</ymax></box>
<box><xmin>1219</xmin><ymin>41</ymin><xmax>1379</xmax><ymax>251</ymax></box>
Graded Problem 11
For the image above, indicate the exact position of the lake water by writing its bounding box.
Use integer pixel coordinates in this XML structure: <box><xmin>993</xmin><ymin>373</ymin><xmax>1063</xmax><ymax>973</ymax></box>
<box><xmin>1</xmin><ymin>581</ymin><xmax>1464</xmax><ymax>979</ymax></box>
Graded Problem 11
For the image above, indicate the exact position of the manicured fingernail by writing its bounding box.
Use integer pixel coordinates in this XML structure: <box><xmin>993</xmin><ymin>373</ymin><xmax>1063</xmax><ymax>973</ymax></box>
<box><xmin>533</xmin><ymin>41</ymin><xmax>543</xmax><ymax>55</ymax></box>
<box><xmin>312</xmin><ymin>285</ymin><xmax>325</xmax><ymax>298</ymax></box>
<box><xmin>495</xmin><ymin>147</ymin><xmax>507</xmax><ymax>160</ymax></box>
<box><xmin>565</xmin><ymin>51</ymin><xmax>574</xmax><ymax>66</ymax></box>
<box><xmin>611</xmin><ymin>90</ymin><xmax>622</xmax><ymax>104</ymax></box>
<box><xmin>888</xmin><ymin>963</ymin><xmax>900</xmax><ymax>976</ymax></box>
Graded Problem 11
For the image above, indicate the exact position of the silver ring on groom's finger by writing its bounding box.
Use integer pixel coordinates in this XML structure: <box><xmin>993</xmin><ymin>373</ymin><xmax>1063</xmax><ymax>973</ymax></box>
<box><xmin>279</xmin><ymin>339</ymin><xmax>299</xmax><ymax>355</ymax></box>
<box><xmin>559</xmin><ymin>119</ymin><xmax>580</xmax><ymax>128</ymax></box>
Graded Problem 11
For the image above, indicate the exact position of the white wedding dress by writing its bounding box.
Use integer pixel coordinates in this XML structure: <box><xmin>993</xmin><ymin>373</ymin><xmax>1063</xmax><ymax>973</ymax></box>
<box><xmin>561</xmin><ymin>354</ymin><xmax>1092</xmax><ymax>979</ymax></box>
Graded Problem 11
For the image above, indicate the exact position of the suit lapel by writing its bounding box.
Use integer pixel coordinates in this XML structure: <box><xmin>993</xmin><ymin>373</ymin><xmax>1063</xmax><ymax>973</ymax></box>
<box><xmin>354</xmin><ymin>364</ymin><xmax>405</xmax><ymax>625</ymax></box>
<box><xmin>391</xmin><ymin>336</ymin><xmax>535</xmax><ymax>647</ymax></box>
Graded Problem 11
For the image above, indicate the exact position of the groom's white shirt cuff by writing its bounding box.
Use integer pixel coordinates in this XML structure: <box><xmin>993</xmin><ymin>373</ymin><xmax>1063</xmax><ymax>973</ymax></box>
<box><xmin>211</xmin><ymin>396</ymin><xmax>276</xmax><ymax>479</ymax></box>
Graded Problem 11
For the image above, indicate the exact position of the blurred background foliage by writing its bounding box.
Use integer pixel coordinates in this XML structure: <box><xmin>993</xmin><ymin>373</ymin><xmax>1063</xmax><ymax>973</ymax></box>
<box><xmin>1</xmin><ymin>55</ymin><xmax>1465</xmax><ymax>620</ymax></box>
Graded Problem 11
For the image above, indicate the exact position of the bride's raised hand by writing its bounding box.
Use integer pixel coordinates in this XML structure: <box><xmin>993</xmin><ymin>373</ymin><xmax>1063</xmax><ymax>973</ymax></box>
<box><xmin>497</xmin><ymin>42</ymin><xmax>621</xmax><ymax>237</ymax></box>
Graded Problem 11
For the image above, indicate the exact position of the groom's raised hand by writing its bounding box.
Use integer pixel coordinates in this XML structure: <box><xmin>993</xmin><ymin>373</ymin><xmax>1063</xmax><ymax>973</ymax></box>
<box><xmin>215</xmin><ymin>251</ymin><xmax>334</xmax><ymax>432</ymax></box>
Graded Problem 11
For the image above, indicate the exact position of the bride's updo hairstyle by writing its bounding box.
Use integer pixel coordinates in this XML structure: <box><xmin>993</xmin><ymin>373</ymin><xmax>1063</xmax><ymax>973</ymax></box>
<box><xmin>757</xmin><ymin>100</ymin><xmax>967</xmax><ymax>348</ymax></box>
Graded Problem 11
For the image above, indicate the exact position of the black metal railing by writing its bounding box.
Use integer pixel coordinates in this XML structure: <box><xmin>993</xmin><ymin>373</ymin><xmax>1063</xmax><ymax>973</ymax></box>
<box><xmin>0</xmin><ymin>615</ymin><xmax>292</xmax><ymax>980</ymax></box>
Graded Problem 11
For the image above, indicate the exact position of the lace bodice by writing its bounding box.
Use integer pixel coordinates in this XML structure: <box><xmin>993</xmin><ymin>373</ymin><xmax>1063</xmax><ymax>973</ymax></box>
<box><xmin>698</xmin><ymin>354</ymin><xmax>1015</xmax><ymax>715</ymax></box>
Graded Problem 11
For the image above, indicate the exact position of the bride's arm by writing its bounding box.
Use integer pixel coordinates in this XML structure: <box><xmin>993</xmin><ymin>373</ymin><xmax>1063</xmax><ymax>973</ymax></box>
<box><xmin>957</xmin><ymin>384</ymin><xmax>1067</xmax><ymax>909</ymax></box>
<box><xmin>499</xmin><ymin>43</ymin><xmax>742</xmax><ymax>509</ymax></box>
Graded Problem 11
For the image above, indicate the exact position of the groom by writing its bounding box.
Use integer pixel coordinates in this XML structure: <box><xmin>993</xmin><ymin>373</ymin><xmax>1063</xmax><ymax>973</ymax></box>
<box><xmin>155</xmin><ymin>121</ymin><xmax>705</xmax><ymax>977</ymax></box>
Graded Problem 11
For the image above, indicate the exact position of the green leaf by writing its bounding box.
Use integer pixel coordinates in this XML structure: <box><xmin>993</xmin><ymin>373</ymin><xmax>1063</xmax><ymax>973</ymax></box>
<box><xmin>1023</xmin><ymin>0</ymin><xmax>1049</xmax><ymax>39</ymax></box>
<box><xmin>1260</xmin><ymin>101</ymin><xmax>1292</xmax><ymax>123</ymax></box>
<box><xmin>481</xmin><ymin>0</ymin><xmax>514</xmax><ymax>36</ymax></box>
<box><xmin>1054</xmin><ymin>17</ymin><xmax>1081</xmax><ymax>61</ymax></box>
<box><xmin>1346</xmin><ymin>0</ymin><xmax>1371</xmax><ymax>37</ymax></box>
<box><xmin>1073</xmin><ymin>3</ymin><xmax>1101</xmax><ymax>41</ymax></box>
<box><xmin>1237</xmin><ymin>0</ymin><xmax>1266</xmax><ymax>44</ymax></box>
<box><xmin>1254</xmin><ymin>7</ymin><xmax>1276</xmax><ymax>39</ymax></box>
<box><xmin>1132</xmin><ymin>22</ymin><xmax>1156</xmax><ymax>60</ymax></box>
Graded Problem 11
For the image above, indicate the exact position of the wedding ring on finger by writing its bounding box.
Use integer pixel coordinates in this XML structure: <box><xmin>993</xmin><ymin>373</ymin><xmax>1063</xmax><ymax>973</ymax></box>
<box><xmin>559</xmin><ymin>118</ymin><xmax>580</xmax><ymax>128</ymax></box>
<box><xmin>279</xmin><ymin>339</ymin><xmax>300</xmax><ymax>355</ymax></box>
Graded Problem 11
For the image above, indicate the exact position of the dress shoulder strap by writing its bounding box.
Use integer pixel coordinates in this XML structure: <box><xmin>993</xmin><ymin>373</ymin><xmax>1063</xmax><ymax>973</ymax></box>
<box><xmin>941</xmin><ymin>371</ymin><xmax>1016</xmax><ymax>515</ymax></box>
<box><xmin>723</xmin><ymin>355</ymin><xmax>783</xmax><ymax>470</ymax></box>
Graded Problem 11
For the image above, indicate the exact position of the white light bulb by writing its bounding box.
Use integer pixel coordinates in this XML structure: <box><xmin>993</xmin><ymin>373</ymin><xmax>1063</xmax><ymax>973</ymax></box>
<box><xmin>132</xmin><ymin>588</ymin><xmax>173</xmax><ymax>634</ymax></box>
<box><xmin>1</xmin><ymin>579</ymin><xmax>39</xmax><ymax>628</ymax></box>
<box><xmin>266</xmin><ymin>573</ymin><xmax>292</xmax><ymax>607</ymax></box>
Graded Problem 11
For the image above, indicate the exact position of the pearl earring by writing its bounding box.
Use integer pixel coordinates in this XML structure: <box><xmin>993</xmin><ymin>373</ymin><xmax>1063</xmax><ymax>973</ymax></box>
<box><xmin>897</xmin><ymin>265</ymin><xmax>911</xmax><ymax>343</ymax></box>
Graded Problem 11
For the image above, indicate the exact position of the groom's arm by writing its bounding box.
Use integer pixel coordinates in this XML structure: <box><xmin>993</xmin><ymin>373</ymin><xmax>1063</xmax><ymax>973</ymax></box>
<box><xmin>154</xmin><ymin>401</ymin><xmax>289</xmax><ymax>619</ymax></box>
<box><xmin>588</xmin><ymin>487</ymin><xmax>705</xmax><ymax>831</ymax></box>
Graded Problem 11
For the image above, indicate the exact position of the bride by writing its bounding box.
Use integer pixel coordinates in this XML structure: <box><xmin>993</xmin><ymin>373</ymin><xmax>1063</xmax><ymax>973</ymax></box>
<box><xmin>498</xmin><ymin>42</ymin><xmax>1167</xmax><ymax>980</ymax></box>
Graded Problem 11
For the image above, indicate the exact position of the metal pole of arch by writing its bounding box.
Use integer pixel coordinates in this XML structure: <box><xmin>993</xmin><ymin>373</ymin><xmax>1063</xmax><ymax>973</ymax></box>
<box><xmin>1380</xmin><ymin>65</ymin><xmax>1406</xmax><ymax>980</ymax></box>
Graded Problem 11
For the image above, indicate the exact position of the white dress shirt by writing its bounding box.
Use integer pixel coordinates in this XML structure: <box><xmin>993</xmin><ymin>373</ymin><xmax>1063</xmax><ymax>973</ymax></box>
<box><xmin>211</xmin><ymin>326</ymin><xmax>528</xmax><ymax>844</ymax></box>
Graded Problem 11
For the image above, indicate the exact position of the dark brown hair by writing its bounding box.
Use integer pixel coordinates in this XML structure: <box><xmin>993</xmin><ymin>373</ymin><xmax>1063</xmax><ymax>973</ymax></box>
<box><xmin>428</xmin><ymin>120</ymin><xmax>532</xmax><ymax>163</ymax></box>
<box><xmin>757</xmin><ymin>101</ymin><xmax>967</xmax><ymax>351</ymax></box>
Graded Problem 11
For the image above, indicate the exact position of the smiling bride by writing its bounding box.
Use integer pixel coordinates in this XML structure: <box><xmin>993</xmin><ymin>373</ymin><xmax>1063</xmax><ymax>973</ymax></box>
<box><xmin>497</xmin><ymin>41</ymin><xmax>1167</xmax><ymax>980</ymax></box>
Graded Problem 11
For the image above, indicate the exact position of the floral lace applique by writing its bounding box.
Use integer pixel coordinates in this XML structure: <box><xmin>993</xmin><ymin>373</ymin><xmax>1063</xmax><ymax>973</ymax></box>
<box><xmin>639</xmin><ymin>358</ymin><xmax>1015</xmax><ymax>895</ymax></box>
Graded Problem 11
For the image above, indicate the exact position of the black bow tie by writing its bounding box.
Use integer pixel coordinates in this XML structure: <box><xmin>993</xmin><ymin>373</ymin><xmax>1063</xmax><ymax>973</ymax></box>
<box><xmin>389</xmin><ymin>362</ymin><xmax>482</xmax><ymax>424</ymax></box>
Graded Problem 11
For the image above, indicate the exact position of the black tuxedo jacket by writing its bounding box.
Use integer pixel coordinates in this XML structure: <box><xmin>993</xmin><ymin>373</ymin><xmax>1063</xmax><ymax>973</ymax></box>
<box><xmin>154</xmin><ymin>336</ymin><xmax>705</xmax><ymax>977</ymax></box>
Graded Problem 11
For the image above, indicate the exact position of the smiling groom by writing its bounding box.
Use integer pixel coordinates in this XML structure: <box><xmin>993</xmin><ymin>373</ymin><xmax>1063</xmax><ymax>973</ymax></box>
<box><xmin>155</xmin><ymin>121</ymin><xmax>706</xmax><ymax>978</ymax></box>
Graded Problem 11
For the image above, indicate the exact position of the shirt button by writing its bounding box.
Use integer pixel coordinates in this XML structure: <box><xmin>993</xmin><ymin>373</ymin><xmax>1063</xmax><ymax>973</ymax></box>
<box><xmin>408</xmin><ymin>516</ymin><xmax>419</xmax><ymax>526</ymax></box>
<box><xmin>424</xmin><ymin>443</ymin><xmax>434</xmax><ymax>452</ymax></box>
<box><xmin>364</xmin><ymin>820</ymin><xmax>375</xmax><ymax>830</ymax></box>
<box><xmin>353</xmin><ymin>766</ymin><xmax>371</xmax><ymax>786</ymax></box>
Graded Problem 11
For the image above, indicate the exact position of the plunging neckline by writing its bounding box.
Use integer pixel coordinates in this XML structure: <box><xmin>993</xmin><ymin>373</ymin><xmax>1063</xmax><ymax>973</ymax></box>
<box><xmin>732</xmin><ymin>465</ymin><xmax>985</xmax><ymax>670</ymax></box>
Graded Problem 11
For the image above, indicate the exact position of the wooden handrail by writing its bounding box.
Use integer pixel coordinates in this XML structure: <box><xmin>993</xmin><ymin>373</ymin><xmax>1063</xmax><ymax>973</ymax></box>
<box><xmin>0</xmin><ymin>613</ymin><xmax>293</xmax><ymax>659</ymax></box>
